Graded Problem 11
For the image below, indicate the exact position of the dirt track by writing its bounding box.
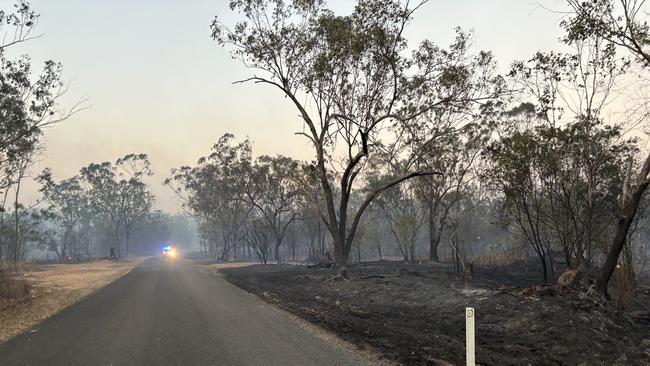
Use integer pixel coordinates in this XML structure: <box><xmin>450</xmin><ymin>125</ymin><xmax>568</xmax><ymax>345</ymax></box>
<box><xmin>220</xmin><ymin>261</ymin><xmax>650</xmax><ymax>366</ymax></box>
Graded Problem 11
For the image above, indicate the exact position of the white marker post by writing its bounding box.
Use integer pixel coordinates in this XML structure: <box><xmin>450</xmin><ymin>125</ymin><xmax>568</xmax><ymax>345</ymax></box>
<box><xmin>466</xmin><ymin>307</ymin><xmax>475</xmax><ymax>366</ymax></box>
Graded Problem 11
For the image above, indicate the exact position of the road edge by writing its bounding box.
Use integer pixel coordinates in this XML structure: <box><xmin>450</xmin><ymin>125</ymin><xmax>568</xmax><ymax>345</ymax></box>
<box><xmin>196</xmin><ymin>263</ymin><xmax>396</xmax><ymax>366</ymax></box>
<box><xmin>0</xmin><ymin>257</ymin><xmax>148</xmax><ymax>345</ymax></box>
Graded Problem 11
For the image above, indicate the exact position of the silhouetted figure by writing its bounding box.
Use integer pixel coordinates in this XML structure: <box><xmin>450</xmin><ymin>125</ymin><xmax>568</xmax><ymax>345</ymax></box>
<box><xmin>109</xmin><ymin>247</ymin><xmax>118</xmax><ymax>261</ymax></box>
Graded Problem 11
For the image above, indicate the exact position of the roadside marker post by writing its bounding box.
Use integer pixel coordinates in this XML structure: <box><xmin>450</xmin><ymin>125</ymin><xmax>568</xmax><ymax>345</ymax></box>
<box><xmin>466</xmin><ymin>307</ymin><xmax>475</xmax><ymax>366</ymax></box>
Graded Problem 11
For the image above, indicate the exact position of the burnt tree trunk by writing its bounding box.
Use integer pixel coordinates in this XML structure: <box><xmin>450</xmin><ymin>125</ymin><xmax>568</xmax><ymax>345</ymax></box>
<box><xmin>597</xmin><ymin>154</ymin><xmax>650</xmax><ymax>295</ymax></box>
<box><xmin>428</xmin><ymin>206</ymin><xmax>440</xmax><ymax>262</ymax></box>
<box><xmin>540</xmin><ymin>252</ymin><xmax>548</xmax><ymax>284</ymax></box>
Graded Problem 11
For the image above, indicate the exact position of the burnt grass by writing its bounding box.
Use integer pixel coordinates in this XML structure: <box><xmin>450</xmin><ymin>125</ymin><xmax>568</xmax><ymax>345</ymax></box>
<box><xmin>220</xmin><ymin>261</ymin><xmax>650</xmax><ymax>366</ymax></box>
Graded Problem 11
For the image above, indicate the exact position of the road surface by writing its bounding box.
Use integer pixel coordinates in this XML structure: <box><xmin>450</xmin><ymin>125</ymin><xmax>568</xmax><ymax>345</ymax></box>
<box><xmin>0</xmin><ymin>258</ymin><xmax>374</xmax><ymax>366</ymax></box>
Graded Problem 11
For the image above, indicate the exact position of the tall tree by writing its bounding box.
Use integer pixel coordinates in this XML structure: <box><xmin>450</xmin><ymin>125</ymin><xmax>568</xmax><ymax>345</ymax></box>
<box><xmin>212</xmin><ymin>0</ymin><xmax>502</xmax><ymax>274</ymax></box>
<box><xmin>37</xmin><ymin>170</ymin><xmax>87</xmax><ymax>260</ymax></box>
<box><xmin>0</xmin><ymin>1</ymin><xmax>84</xmax><ymax>260</ymax></box>
<box><xmin>80</xmin><ymin>154</ymin><xmax>155</xmax><ymax>257</ymax></box>
<box><xmin>167</xmin><ymin>134</ymin><xmax>253</xmax><ymax>260</ymax></box>
<box><xmin>116</xmin><ymin>154</ymin><xmax>155</xmax><ymax>256</ymax></box>
<box><xmin>562</xmin><ymin>0</ymin><xmax>650</xmax><ymax>294</ymax></box>
<box><xmin>244</xmin><ymin>155</ymin><xmax>302</xmax><ymax>263</ymax></box>
<box><xmin>412</xmin><ymin>130</ymin><xmax>485</xmax><ymax>262</ymax></box>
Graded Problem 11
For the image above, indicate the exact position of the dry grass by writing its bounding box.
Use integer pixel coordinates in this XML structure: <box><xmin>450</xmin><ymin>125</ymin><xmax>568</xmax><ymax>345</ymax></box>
<box><xmin>0</xmin><ymin>257</ymin><xmax>146</xmax><ymax>343</ymax></box>
<box><xmin>0</xmin><ymin>265</ymin><xmax>31</xmax><ymax>301</ymax></box>
<box><xmin>612</xmin><ymin>264</ymin><xmax>637</xmax><ymax>309</ymax></box>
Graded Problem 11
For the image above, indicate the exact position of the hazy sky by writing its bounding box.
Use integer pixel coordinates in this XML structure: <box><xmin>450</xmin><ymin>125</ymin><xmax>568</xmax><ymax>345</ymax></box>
<box><xmin>6</xmin><ymin>0</ymin><xmax>566</xmax><ymax>212</ymax></box>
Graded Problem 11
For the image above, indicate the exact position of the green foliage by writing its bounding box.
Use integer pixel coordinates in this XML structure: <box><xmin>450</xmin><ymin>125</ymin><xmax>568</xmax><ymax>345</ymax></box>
<box><xmin>0</xmin><ymin>1</ymin><xmax>78</xmax><ymax>261</ymax></box>
<box><xmin>563</xmin><ymin>0</ymin><xmax>650</xmax><ymax>49</ymax></box>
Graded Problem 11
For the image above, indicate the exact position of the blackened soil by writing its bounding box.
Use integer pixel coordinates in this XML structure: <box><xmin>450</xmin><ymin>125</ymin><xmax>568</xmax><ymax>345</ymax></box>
<box><xmin>220</xmin><ymin>261</ymin><xmax>650</xmax><ymax>366</ymax></box>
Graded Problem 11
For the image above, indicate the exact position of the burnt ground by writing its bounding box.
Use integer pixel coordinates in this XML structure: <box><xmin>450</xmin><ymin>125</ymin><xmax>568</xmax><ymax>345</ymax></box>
<box><xmin>219</xmin><ymin>261</ymin><xmax>650</xmax><ymax>366</ymax></box>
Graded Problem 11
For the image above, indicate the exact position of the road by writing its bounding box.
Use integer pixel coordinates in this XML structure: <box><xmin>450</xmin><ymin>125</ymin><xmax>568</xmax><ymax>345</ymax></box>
<box><xmin>0</xmin><ymin>258</ymin><xmax>374</xmax><ymax>366</ymax></box>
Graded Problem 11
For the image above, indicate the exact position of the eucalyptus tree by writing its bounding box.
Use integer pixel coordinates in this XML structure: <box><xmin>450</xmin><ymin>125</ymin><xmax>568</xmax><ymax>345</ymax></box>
<box><xmin>115</xmin><ymin>154</ymin><xmax>155</xmax><ymax>256</ymax></box>
<box><xmin>0</xmin><ymin>1</ymin><xmax>83</xmax><ymax>260</ymax></box>
<box><xmin>7</xmin><ymin>145</ymin><xmax>39</xmax><ymax>262</ymax></box>
<box><xmin>0</xmin><ymin>1</ymin><xmax>39</xmax><ymax>50</ymax></box>
<box><xmin>0</xmin><ymin>1</ymin><xmax>81</xmax><ymax>193</ymax></box>
<box><xmin>244</xmin><ymin>155</ymin><xmax>303</xmax><ymax>262</ymax></box>
<box><xmin>244</xmin><ymin>218</ymin><xmax>273</xmax><ymax>264</ymax></box>
<box><xmin>80</xmin><ymin>162</ymin><xmax>121</xmax><ymax>255</ymax></box>
<box><xmin>507</xmin><ymin>40</ymin><xmax>629</xmax><ymax>257</ymax></box>
<box><xmin>488</xmin><ymin>105</ymin><xmax>633</xmax><ymax>282</ymax></box>
<box><xmin>37</xmin><ymin>169</ymin><xmax>87</xmax><ymax>260</ymax></box>
<box><xmin>411</xmin><ymin>129</ymin><xmax>487</xmax><ymax>262</ymax></box>
<box><xmin>487</xmin><ymin>110</ymin><xmax>557</xmax><ymax>282</ymax></box>
<box><xmin>167</xmin><ymin>134</ymin><xmax>253</xmax><ymax>260</ymax></box>
<box><xmin>302</xmin><ymin>205</ymin><xmax>328</xmax><ymax>261</ymax></box>
<box><xmin>366</xmin><ymin>157</ymin><xmax>425</xmax><ymax>262</ymax></box>
<box><xmin>563</xmin><ymin>0</ymin><xmax>650</xmax><ymax>295</ymax></box>
<box><xmin>358</xmin><ymin>208</ymin><xmax>383</xmax><ymax>261</ymax></box>
<box><xmin>1</xmin><ymin>208</ymin><xmax>49</xmax><ymax>261</ymax></box>
<box><xmin>295</xmin><ymin>162</ymin><xmax>331</xmax><ymax>261</ymax></box>
<box><xmin>213</xmin><ymin>0</ymin><xmax>502</xmax><ymax>273</ymax></box>
<box><xmin>80</xmin><ymin>154</ymin><xmax>155</xmax><ymax>257</ymax></box>
<box><xmin>483</xmin><ymin>26</ymin><xmax>634</xmax><ymax>282</ymax></box>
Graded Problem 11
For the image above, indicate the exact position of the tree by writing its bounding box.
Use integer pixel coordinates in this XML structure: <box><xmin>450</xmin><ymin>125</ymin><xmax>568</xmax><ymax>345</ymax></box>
<box><xmin>1</xmin><ymin>207</ymin><xmax>49</xmax><ymax>261</ymax></box>
<box><xmin>9</xmin><ymin>146</ymin><xmax>38</xmax><ymax>262</ymax></box>
<box><xmin>245</xmin><ymin>218</ymin><xmax>274</xmax><ymax>264</ymax></box>
<box><xmin>167</xmin><ymin>134</ymin><xmax>253</xmax><ymax>260</ymax></box>
<box><xmin>295</xmin><ymin>162</ymin><xmax>331</xmax><ymax>262</ymax></box>
<box><xmin>115</xmin><ymin>154</ymin><xmax>155</xmax><ymax>256</ymax></box>
<box><xmin>244</xmin><ymin>155</ymin><xmax>302</xmax><ymax>263</ymax></box>
<box><xmin>561</xmin><ymin>0</ymin><xmax>650</xmax><ymax>294</ymax></box>
<box><xmin>488</xmin><ymin>105</ymin><xmax>632</xmax><ymax>282</ymax></box>
<box><xmin>212</xmin><ymin>0</ymin><xmax>502</xmax><ymax>274</ymax></box>
<box><xmin>37</xmin><ymin>170</ymin><xmax>87</xmax><ymax>260</ymax></box>
<box><xmin>0</xmin><ymin>1</ymin><xmax>84</xmax><ymax>261</ymax></box>
<box><xmin>81</xmin><ymin>162</ymin><xmax>122</xmax><ymax>255</ymax></box>
<box><xmin>412</xmin><ymin>130</ymin><xmax>486</xmax><ymax>262</ymax></box>
<box><xmin>368</xmin><ymin>159</ymin><xmax>424</xmax><ymax>262</ymax></box>
<box><xmin>0</xmin><ymin>0</ymin><xmax>83</xmax><ymax>194</ymax></box>
<box><xmin>80</xmin><ymin>154</ymin><xmax>155</xmax><ymax>257</ymax></box>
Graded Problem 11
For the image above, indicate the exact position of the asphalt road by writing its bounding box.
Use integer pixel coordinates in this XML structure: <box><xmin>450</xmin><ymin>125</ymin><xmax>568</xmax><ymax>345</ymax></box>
<box><xmin>0</xmin><ymin>258</ymin><xmax>372</xmax><ymax>366</ymax></box>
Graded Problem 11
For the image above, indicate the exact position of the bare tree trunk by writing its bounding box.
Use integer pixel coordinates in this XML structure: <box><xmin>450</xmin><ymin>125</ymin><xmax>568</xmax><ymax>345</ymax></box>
<box><xmin>428</xmin><ymin>206</ymin><xmax>440</xmax><ymax>262</ymax></box>
<box><xmin>597</xmin><ymin>153</ymin><xmax>650</xmax><ymax>295</ymax></box>
<box><xmin>0</xmin><ymin>191</ymin><xmax>6</xmax><ymax>261</ymax></box>
<box><xmin>113</xmin><ymin>223</ymin><xmax>121</xmax><ymax>259</ymax></box>
<box><xmin>274</xmin><ymin>239</ymin><xmax>281</xmax><ymax>263</ymax></box>
<box><xmin>124</xmin><ymin>228</ymin><xmax>130</xmax><ymax>258</ymax></box>
<box><xmin>308</xmin><ymin>235</ymin><xmax>315</xmax><ymax>262</ymax></box>
<box><xmin>13</xmin><ymin>182</ymin><xmax>20</xmax><ymax>263</ymax></box>
<box><xmin>539</xmin><ymin>250</ymin><xmax>548</xmax><ymax>284</ymax></box>
<box><xmin>356</xmin><ymin>244</ymin><xmax>361</xmax><ymax>264</ymax></box>
<box><xmin>333</xmin><ymin>236</ymin><xmax>349</xmax><ymax>274</ymax></box>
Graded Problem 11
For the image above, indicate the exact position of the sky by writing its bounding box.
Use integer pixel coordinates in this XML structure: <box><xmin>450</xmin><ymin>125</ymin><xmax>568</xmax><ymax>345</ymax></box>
<box><xmin>3</xmin><ymin>0</ymin><xmax>567</xmax><ymax>212</ymax></box>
